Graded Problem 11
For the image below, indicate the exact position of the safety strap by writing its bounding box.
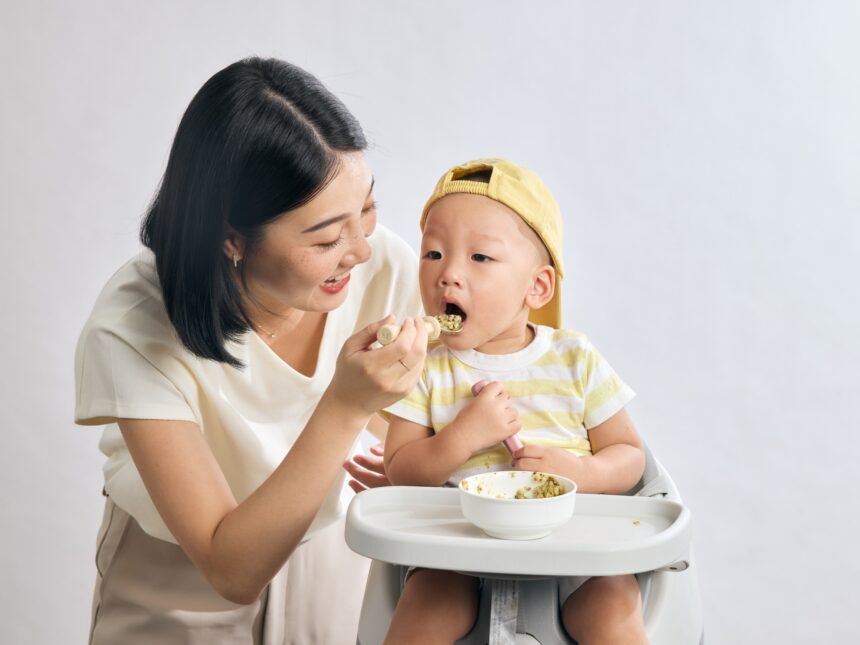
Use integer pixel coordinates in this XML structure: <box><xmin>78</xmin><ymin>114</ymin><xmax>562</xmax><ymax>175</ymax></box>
<box><xmin>488</xmin><ymin>578</ymin><xmax>518</xmax><ymax>644</ymax></box>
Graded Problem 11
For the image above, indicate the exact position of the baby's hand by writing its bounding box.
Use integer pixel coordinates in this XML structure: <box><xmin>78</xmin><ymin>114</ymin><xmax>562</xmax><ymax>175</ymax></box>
<box><xmin>512</xmin><ymin>445</ymin><xmax>582</xmax><ymax>481</ymax></box>
<box><xmin>451</xmin><ymin>381</ymin><xmax>520</xmax><ymax>454</ymax></box>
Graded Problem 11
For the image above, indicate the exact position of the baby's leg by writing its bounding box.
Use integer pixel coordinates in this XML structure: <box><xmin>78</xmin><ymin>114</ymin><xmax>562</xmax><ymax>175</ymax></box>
<box><xmin>561</xmin><ymin>574</ymin><xmax>648</xmax><ymax>645</ymax></box>
<box><xmin>384</xmin><ymin>568</ymin><xmax>480</xmax><ymax>645</ymax></box>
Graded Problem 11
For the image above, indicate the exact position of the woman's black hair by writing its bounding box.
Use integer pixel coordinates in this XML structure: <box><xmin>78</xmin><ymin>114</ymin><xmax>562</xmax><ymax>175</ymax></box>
<box><xmin>141</xmin><ymin>57</ymin><xmax>367</xmax><ymax>367</ymax></box>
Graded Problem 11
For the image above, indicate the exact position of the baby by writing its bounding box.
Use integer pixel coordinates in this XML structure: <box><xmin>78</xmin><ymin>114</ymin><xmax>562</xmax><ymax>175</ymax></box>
<box><xmin>383</xmin><ymin>159</ymin><xmax>649</xmax><ymax>645</ymax></box>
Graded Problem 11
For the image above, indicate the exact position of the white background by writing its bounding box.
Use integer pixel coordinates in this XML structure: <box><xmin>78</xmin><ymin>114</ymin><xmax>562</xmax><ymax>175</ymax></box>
<box><xmin>1</xmin><ymin>1</ymin><xmax>858</xmax><ymax>643</ymax></box>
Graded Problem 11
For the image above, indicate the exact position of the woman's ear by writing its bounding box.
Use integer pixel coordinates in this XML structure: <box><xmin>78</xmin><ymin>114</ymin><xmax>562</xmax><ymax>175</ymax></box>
<box><xmin>223</xmin><ymin>230</ymin><xmax>245</xmax><ymax>266</ymax></box>
<box><xmin>525</xmin><ymin>265</ymin><xmax>556</xmax><ymax>310</ymax></box>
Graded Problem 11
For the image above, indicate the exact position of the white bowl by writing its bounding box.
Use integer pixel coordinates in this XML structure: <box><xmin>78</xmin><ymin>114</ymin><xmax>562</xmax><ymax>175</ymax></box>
<box><xmin>458</xmin><ymin>471</ymin><xmax>577</xmax><ymax>540</ymax></box>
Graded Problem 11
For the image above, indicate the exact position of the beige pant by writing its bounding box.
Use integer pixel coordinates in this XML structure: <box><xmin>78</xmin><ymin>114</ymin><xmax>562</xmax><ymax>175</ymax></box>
<box><xmin>90</xmin><ymin>497</ymin><xmax>370</xmax><ymax>645</ymax></box>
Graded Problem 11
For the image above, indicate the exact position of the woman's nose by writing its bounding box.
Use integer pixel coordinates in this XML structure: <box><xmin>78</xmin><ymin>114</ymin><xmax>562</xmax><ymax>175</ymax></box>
<box><xmin>344</xmin><ymin>231</ymin><xmax>372</xmax><ymax>265</ymax></box>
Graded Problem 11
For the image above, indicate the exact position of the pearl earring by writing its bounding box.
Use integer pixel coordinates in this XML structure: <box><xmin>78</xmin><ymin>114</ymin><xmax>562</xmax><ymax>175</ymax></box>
<box><xmin>233</xmin><ymin>255</ymin><xmax>239</xmax><ymax>268</ymax></box>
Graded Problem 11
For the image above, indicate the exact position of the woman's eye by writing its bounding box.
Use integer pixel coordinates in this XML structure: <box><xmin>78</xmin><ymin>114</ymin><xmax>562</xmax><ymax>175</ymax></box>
<box><xmin>424</xmin><ymin>250</ymin><xmax>442</xmax><ymax>260</ymax></box>
<box><xmin>318</xmin><ymin>236</ymin><xmax>345</xmax><ymax>250</ymax></box>
<box><xmin>362</xmin><ymin>200</ymin><xmax>378</xmax><ymax>214</ymax></box>
<box><xmin>472</xmin><ymin>253</ymin><xmax>492</xmax><ymax>262</ymax></box>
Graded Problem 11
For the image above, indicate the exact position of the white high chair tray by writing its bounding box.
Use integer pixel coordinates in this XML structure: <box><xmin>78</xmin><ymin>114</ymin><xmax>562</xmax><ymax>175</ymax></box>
<box><xmin>345</xmin><ymin>487</ymin><xmax>691</xmax><ymax>578</ymax></box>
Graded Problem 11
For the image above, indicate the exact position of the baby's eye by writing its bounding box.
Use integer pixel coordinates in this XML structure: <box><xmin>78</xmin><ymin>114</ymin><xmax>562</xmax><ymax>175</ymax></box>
<box><xmin>424</xmin><ymin>250</ymin><xmax>442</xmax><ymax>260</ymax></box>
<box><xmin>471</xmin><ymin>253</ymin><xmax>492</xmax><ymax>263</ymax></box>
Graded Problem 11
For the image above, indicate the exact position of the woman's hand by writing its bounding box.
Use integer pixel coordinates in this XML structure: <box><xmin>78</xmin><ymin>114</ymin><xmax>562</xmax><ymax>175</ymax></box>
<box><xmin>343</xmin><ymin>443</ymin><xmax>389</xmax><ymax>493</ymax></box>
<box><xmin>327</xmin><ymin>315</ymin><xmax>428</xmax><ymax>417</ymax></box>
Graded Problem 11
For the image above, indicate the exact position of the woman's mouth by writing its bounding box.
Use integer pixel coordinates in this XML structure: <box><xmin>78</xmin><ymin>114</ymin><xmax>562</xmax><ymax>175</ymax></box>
<box><xmin>320</xmin><ymin>272</ymin><xmax>350</xmax><ymax>294</ymax></box>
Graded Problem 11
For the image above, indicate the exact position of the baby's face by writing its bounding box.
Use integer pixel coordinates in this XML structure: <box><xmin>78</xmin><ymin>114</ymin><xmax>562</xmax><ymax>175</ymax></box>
<box><xmin>420</xmin><ymin>193</ymin><xmax>549</xmax><ymax>354</ymax></box>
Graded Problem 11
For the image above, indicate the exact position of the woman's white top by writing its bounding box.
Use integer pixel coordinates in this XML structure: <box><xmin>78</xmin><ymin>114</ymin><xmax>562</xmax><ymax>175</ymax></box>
<box><xmin>75</xmin><ymin>224</ymin><xmax>421</xmax><ymax>544</ymax></box>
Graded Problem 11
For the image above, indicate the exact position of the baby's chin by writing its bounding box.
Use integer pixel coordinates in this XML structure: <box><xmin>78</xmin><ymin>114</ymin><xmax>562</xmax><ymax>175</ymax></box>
<box><xmin>437</xmin><ymin>332</ymin><xmax>478</xmax><ymax>352</ymax></box>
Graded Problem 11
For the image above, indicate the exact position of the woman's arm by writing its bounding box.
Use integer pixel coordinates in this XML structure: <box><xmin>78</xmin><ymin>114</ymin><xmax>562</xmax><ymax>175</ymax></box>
<box><xmin>120</xmin><ymin>390</ymin><xmax>369</xmax><ymax>605</ymax></box>
<box><xmin>121</xmin><ymin>316</ymin><xmax>428</xmax><ymax>605</ymax></box>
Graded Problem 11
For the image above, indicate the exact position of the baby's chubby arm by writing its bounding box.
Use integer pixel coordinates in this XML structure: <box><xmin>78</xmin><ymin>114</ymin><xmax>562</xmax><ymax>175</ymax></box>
<box><xmin>385</xmin><ymin>382</ymin><xmax>521</xmax><ymax>486</ymax></box>
<box><xmin>513</xmin><ymin>408</ymin><xmax>645</xmax><ymax>494</ymax></box>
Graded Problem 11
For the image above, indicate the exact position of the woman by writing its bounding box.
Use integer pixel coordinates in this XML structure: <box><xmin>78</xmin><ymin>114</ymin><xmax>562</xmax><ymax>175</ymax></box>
<box><xmin>75</xmin><ymin>57</ymin><xmax>427</xmax><ymax>644</ymax></box>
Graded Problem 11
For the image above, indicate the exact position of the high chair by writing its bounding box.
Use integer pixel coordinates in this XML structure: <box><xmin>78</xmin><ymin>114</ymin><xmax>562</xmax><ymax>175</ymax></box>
<box><xmin>346</xmin><ymin>444</ymin><xmax>703</xmax><ymax>644</ymax></box>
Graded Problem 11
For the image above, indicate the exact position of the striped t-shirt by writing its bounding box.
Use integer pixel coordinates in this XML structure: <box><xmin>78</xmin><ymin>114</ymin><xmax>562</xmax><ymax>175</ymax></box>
<box><xmin>385</xmin><ymin>325</ymin><xmax>636</xmax><ymax>485</ymax></box>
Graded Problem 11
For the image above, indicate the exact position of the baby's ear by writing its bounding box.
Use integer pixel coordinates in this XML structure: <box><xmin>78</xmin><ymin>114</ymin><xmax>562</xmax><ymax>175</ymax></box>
<box><xmin>525</xmin><ymin>265</ymin><xmax>555</xmax><ymax>310</ymax></box>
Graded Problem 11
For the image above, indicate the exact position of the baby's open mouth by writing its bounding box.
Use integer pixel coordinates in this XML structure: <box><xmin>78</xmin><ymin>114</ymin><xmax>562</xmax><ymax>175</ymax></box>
<box><xmin>444</xmin><ymin>302</ymin><xmax>467</xmax><ymax>322</ymax></box>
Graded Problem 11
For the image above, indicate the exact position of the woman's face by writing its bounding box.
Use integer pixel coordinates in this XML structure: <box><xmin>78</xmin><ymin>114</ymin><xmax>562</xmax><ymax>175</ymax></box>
<box><xmin>239</xmin><ymin>152</ymin><xmax>377</xmax><ymax>315</ymax></box>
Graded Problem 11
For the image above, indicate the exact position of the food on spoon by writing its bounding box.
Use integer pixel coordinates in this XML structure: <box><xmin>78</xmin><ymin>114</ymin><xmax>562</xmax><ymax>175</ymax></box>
<box><xmin>437</xmin><ymin>313</ymin><xmax>463</xmax><ymax>332</ymax></box>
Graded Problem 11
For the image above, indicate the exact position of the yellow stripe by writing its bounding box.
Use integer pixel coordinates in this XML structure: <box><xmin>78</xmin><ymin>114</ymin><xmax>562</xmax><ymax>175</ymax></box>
<box><xmin>585</xmin><ymin>373</ymin><xmax>625</xmax><ymax>412</ymax></box>
<box><xmin>399</xmin><ymin>398</ymin><xmax>429</xmax><ymax>415</ymax></box>
<box><xmin>551</xmin><ymin>329</ymin><xmax>587</xmax><ymax>342</ymax></box>
<box><xmin>521</xmin><ymin>436</ymin><xmax>592</xmax><ymax>454</ymax></box>
<box><xmin>425</xmin><ymin>379</ymin><xmax>577</xmax><ymax>405</ymax></box>
<box><xmin>424</xmin><ymin>354</ymin><xmax>474</xmax><ymax>374</ymax></box>
<box><xmin>461</xmin><ymin>448</ymin><xmax>512</xmax><ymax>471</ymax></box>
<box><xmin>428</xmin><ymin>382</ymin><xmax>477</xmax><ymax>408</ymax></box>
<box><xmin>532</xmin><ymin>348</ymin><xmax>587</xmax><ymax>369</ymax></box>
<box><xmin>460</xmin><ymin>440</ymin><xmax>592</xmax><ymax>471</ymax></box>
<box><xmin>517</xmin><ymin>411</ymin><xmax>583</xmax><ymax>430</ymax></box>
<box><xmin>433</xmin><ymin>418</ymin><xmax>590</xmax><ymax>451</ymax></box>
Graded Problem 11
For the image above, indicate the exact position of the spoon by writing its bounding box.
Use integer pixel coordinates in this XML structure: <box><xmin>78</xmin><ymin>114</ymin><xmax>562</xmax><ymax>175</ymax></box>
<box><xmin>376</xmin><ymin>314</ymin><xmax>463</xmax><ymax>346</ymax></box>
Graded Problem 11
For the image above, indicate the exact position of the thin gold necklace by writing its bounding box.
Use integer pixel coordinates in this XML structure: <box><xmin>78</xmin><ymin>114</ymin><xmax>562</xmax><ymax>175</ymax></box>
<box><xmin>256</xmin><ymin>323</ymin><xmax>279</xmax><ymax>340</ymax></box>
<box><xmin>253</xmin><ymin>310</ymin><xmax>304</xmax><ymax>340</ymax></box>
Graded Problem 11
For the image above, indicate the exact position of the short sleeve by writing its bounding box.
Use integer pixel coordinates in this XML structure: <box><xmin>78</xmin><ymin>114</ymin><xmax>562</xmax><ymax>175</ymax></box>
<box><xmin>579</xmin><ymin>340</ymin><xmax>636</xmax><ymax>429</ymax></box>
<box><xmin>383</xmin><ymin>372</ymin><xmax>433</xmax><ymax>428</ymax></box>
<box><xmin>75</xmin><ymin>326</ymin><xmax>197</xmax><ymax>426</ymax></box>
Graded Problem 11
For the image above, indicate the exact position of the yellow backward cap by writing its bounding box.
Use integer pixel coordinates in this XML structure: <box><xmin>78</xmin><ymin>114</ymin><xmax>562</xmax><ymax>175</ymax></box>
<box><xmin>420</xmin><ymin>158</ymin><xmax>565</xmax><ymax>328</ymax></box>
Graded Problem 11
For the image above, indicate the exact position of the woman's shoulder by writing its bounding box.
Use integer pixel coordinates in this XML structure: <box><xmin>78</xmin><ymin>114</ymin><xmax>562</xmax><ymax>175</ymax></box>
<box><xmin>77</xmin><ymin>250</ymin><xmax>179</xmax><ymax>352</ymax></box>
<box><xmin>75</xmin><ymin>250</ymin><xmax>200</xmax><ymax>427</ymax></box>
